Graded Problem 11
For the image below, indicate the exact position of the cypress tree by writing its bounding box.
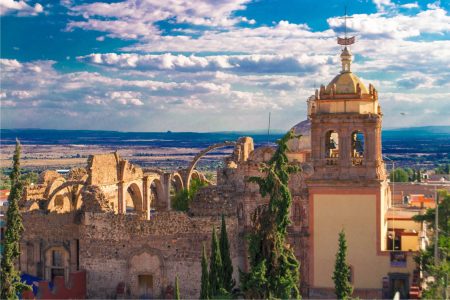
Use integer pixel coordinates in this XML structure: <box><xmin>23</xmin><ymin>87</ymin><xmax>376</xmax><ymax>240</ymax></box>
<box><xmin>332</xmin><ymin>230</ymin><xmax>353</xmax><ymax>300</ymax></box>
<box><xmin>208</xmin><ymin>227</ymin><xmax>223</xmax><ymax>297</ymax></box>
<box><xmin>200</xmin><ymin>243</ymin><xmax>210</xmax><ymax>299</ymax></box>
<box><xmin>219</xmin><ymin>214</ymin><xmax>234</xmax><ymax>293</ymax></box>
<box><xmin>0</xmin><ymin>139</ymin><xmax>30</xmax><ymax>299</ymax></box>
<box><xmin>241</xmin><ymin>130</ymin><xmax>301</xmax><ymax>299</ymax></box>
<box><xmin>175</xmin><ymin>276</ymin><xmax>180</xmax><ymax>300</ymax></box>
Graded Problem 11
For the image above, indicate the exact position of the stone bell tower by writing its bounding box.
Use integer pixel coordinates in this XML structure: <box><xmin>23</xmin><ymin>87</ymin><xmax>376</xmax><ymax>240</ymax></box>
<box><xmin>306</xmin><ymin>32</ymin><xmax>394</xmax><ymax>298</ymax></box>
<box><xmin>308</xmin><ymin>45</ymin><xmax>385</xmax><ymax>182</ymax></box>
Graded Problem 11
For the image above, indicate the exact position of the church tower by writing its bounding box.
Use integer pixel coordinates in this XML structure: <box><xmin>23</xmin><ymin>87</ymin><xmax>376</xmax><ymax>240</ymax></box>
<box><xmin>308</xmin><ymin>45</ymin><xmax>385</xmax><ymax>182</ymax></box>
<box><xmin>305</xmin><ymin>30</ymin><xmax>417</xmax><ymax>298</ymax></box>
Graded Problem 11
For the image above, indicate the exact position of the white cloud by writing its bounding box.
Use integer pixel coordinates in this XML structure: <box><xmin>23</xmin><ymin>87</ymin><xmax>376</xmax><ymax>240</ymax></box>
<box><xmin>78</xmin><ymin>52</ymin><xmax>330</xmax><ymax>74</ymax></box>
<box><xmin>66</xmin><ymin>0</ymin><xmax>252</xmax><ymax>40</ymax></box>
<box><xmin>372</xmin><ymin>0</ymin><xmax>395</xmax><ymax>11</ymax></box>
<box><xmin>400</xmin><ymin>2</ymin><xmax>419</xmax><ymax>9</ymax></box>
<box><xmin>0</xmin><ymin>0</ymin><xmax>43</xmax><ymax>16</ymax></box>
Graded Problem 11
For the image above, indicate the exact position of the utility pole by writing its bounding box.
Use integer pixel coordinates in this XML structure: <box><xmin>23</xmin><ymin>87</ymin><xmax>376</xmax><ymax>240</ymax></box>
<box><xmin>434</xmin><ymin>185</ymin><xmax>439</xmax><ymax>266</ymax></box>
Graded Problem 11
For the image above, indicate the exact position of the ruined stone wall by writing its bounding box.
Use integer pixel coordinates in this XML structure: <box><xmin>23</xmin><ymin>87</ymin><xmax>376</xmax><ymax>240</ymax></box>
<box><xmin>22</xmin><ymin>184</ymin><xmax>47</xmax><ymax>201</ymax></box>
<box><xmin>87</xmin><ymin>153</ymin><xmax>119</xmax><ymax>185</ymax></box>
<box><xmin>79</xmin><ymin>212</ymin><xmax>240</xmax><ymax>299</ymax></box>
<box><xmin>20</xmin><ymin>211</ymin><xmax>81</xmax><ymax>279</ymax></box>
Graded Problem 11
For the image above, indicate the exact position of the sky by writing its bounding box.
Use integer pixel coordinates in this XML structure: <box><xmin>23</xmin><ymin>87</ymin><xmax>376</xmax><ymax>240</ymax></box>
<box><xmin>1</xmin><ymin>0</ymin><xmax>449</xmax><ymax>132</ymax></box>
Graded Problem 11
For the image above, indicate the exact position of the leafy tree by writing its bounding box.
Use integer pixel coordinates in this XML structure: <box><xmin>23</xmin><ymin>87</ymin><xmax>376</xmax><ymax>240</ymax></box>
<box><xmin>172</xmin><ymin>178</ymin><xmax>208</xmax><ymax>211</ymax></box>
<box><xmin>20</xmin><ymin>172</ymin><xmax>38</xmax><ymax>186</ymax></box>
<box><xmin>200</xmin><ymin>243</ymin><xmax>210</xmax><ymax>300</ymax></box>
<box><xmin>219</xmin><ymin>214</ymin><xmax>234</xmax><ymax>293</ymax></box>
<box><xmin>417</xmin><ymin>169</ymin><xmax>422</xmax><ymax>182</ymax></box>
<box><xmin>240</xmin><ymin>130</ymin><xmax>301</xmax><ymax>299</ymax></box>
<box><xmin>390</xmin><ymin>168</ymin><xmax>409</xmax><ymax>182</ymax></box>
<box><xmin>435</xmin><ymin>164</ymin><xmax>450</xmax><ymax>175</ymax></box>
<box><xmin>0</xmin><ymin>140</ymin><xmax>31</xmax><ymax>299</ymax></box>
<box><xmin>413</xmin><ymin>191</ymin><xmax>449</xmax><ymax>299</ymax></box>
<box><xmin>332</xmin><ymin>230</ymin><xmax>353</xmax><ymax>300</ymax></box>
<box><xmin>209</xmin><ymin>227</ymin><xmax>223</xmax><ymax>297</ymax></box>
<box><xmin>175</xmin><ymin>276</ymin><xmax>180</xmax><ymax>300</ymax></box>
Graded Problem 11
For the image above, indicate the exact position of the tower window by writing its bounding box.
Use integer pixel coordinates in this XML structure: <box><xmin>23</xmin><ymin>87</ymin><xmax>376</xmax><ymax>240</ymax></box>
<box><xmin>351</xmin><ymin>131</ymin><xmax>364</xmax><ymax>166</ymax></box>
<box><xmin>325</xmin><ymin>130</ymin><xmax>339</xmax><ymax>165</ymax></box>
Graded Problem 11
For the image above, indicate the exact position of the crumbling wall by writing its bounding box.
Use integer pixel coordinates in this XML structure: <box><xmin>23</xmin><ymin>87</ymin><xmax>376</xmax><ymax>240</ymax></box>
<box><xmin>20</xmin><ymin>211</ymin><xmax>81</xmax><ymax>279</ymax></box>
<box><xmin>87</xmin><ymin>153</ymin><xmax>119</xmax><ymax>185</ymax></box>
<box><xmin>79</xmin><ymin>212</ymin><xmax>240</xmax><ymax>299</ymax></box>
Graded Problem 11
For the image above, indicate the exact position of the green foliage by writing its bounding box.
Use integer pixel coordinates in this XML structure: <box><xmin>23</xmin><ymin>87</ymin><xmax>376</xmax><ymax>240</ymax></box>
<box><xmin>0</xmin><ymin>168</ymin><xmax>11</xmax><ymax>190</ymax></box>
<box><xmin>413</xmin><ymin>191</ymin><xmax>449</xmax><ymax>299</ymax></box>
<box><xmin>209</xmin><ymin>227</ymin><xmax>223</xmax><ymax>297</ymax></box>
<box><xmin>20</xmin><ymin>172</ymin><xmax>38</xmax><ymax>186</ymax></box>
<box><xmin>389</xmin><ymin>168</ymin><xmax>409</xmax><ymax>182</ymax></box>
<box><xmin>0</xmin><ymin>140</ymin><xmax>31</xmax><ymax>299</ymax></box>
<box><xmin>172</xmin><ymin>178</ymin><xmax>208</xmax><ymax>211</ymax></box>
<box><xmin>200</xmin><ymin>244</ymin><xmax>210</xmax><ymax>300</ymax></box>
<box><xmin>240</xmin><ymin>130</ymin><xmax>301</xmax><ymax>299</ymax></box>
<box><xmin>332</xmin><ymin>230</ymin><xmax>353</xmax><ymax>300</ymax></box>
<box><xmin>175</xmin><ymin>276</ymin><xmax>180</xmax><ymax>300</ymax></box>
<box><xmin>435</xmin><ymin>164</ymin><xmax>450</xmax><ymax>175</ymax></box>
<box><xmin>219</xmin><ymin>215</ymin><xmax>234</xmax><ymax>293</ymax></box>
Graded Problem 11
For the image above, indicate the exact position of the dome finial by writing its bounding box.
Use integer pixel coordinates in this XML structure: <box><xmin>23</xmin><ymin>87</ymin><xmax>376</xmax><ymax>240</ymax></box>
<box><xmin>337</xmin><ymin>7</ymin><xmax>355</xmax><ymax>73</ymax></box>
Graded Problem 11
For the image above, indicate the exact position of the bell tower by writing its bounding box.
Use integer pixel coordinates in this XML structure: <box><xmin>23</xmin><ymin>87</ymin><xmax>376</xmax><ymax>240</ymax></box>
<box><xmin>306</xmin><ymin>24</ymin><xmax>396</xmax><ymax>298</ymax></box>
<box><xmin>308</xmin><ymin>44</ymin><xmax>385</xmax><ymax>182</ymax></box>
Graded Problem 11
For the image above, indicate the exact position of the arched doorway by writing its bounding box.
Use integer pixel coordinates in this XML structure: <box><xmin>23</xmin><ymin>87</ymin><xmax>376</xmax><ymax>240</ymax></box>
<box><xmin>126</xmin><ymin>183</ymin><xmax>143</xmax><ymax>213</ymax></box>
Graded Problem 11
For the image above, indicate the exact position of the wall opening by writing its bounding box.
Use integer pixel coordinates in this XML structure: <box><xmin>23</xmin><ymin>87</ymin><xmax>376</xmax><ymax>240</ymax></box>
<box><xmin>150</xmin><ymin>179</ymin><xmax>165</xmax><ymax>212</ymax></box>
<box><xmin>351</xmin><ymin>131</ymin><xmax>364</xmax><ymax>166</ymax></box>
<box><xmin>325</xmin><ymin>130</ymin><xmax>339</xmax><ymax>165</ymax></box>
<box><xmin>138</xmin><ymin>275</ymin><xmax>154</xmax><ymax>299</ymax></box>
<box><xmin>126</xmin><ymin>183</ymin><xmax>142</xmax><ymax>213</ymax></box>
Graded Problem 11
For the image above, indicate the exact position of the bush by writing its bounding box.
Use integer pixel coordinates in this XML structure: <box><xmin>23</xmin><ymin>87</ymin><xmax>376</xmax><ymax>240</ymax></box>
<box><xmin>171</xmin><ymin>178</ymin><xmax>208</xmax><ymax>211</ymax></box>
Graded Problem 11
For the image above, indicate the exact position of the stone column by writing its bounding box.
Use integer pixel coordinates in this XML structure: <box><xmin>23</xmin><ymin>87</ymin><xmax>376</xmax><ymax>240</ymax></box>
<box><xmin>118</xmin><ymin>181</ymin><xmax>125</xmax><ymax>214</ymax></box>
<box><xmin>143</xmin><ymin>176</ymin><xmax>150</xmax><ymax>220</ymax></box>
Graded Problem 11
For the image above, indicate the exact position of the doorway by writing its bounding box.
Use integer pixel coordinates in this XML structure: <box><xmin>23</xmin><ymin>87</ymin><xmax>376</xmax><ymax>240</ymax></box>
<box><xmin>138</xmin><ymin>275</ymin><xmax>154</xmax><ymax>299</ymax></box>
<box><xmin>388</xmin><ymin>273</ymin><xmax>409</xmax><ymax>299</ymax></box>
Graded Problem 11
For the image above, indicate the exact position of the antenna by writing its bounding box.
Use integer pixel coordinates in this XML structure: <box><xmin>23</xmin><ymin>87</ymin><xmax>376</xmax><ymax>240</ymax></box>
<box><xmin>267</xmin><ymin>112</ymin><xmax>271</xmax><ymax>145</ymax></box>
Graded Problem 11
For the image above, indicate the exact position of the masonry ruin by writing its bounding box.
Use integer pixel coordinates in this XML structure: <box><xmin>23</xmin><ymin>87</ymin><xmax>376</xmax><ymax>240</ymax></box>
<box><xmin>18</xmin><ymin>135</ymin><xmax>312</xmax><ymax>298</ymax></box>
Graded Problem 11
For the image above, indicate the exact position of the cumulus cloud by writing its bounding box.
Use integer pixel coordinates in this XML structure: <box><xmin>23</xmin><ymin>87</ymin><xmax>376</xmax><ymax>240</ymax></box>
<box><xmin>78</xmin><ymin>52</ymin><xmax>330</xmax><ymax>74</ymax></box>
<box><xmin>400</xmin><ymin>2</ymin><xmax>419</xmax><ymax>9</ymax></box>
<box><xmin>66</xmin><ymin>0</ymin><xmax>252</xmax><ymax>40</ymax></box>
<box><xmin>0</xmin><ymin>0</ymin><xmax>43</xmax><ymax>16</ymax></box>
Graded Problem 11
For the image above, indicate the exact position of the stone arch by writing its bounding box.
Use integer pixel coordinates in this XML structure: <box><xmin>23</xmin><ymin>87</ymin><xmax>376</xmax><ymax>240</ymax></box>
<box><xmin>170</xmin><ymin>172</ymin><xmax>184</xmax><ymax>197</ymax></box>
<box><xmin>46</xmin><ymin>180</ymin><xmax>86</xmax><ymax>210</ymax></box>
<box><xmin>125</xmin><ymin>182</ymin><xmax>143</xmax><ymax>213</ymax></box>
<box><xmin>149</xmin><ymin>178</ymin><xmax>166</xmax><ymax>211</ymax></box>
<box><xmin>185</xmin><ymin>141</ymin><xmax>236</xmax><ymax>189</ymax></box>
<box><xmin>44</xmin><ymin>177</ymin><xmax>66</xmax><ymax>199</ymax></box>
<box><xmin>127</xmin><ymin>247</ymin><xmax>166</xmax><ymax>299</ymax></box>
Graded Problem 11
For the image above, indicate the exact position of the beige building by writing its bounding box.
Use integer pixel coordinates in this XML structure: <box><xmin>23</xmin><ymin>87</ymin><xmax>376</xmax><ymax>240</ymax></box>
<box><xmin>306</xmin><ymin>44</ymin><xmax>421</xmax><ymax>298</ymax></box>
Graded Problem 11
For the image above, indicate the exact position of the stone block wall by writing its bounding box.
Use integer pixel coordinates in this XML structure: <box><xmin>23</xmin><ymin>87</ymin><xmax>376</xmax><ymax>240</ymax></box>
<box><xmin>79</xmin><ymin>212</ymin><xmax>240</xmax><ymax>299</ymax></box>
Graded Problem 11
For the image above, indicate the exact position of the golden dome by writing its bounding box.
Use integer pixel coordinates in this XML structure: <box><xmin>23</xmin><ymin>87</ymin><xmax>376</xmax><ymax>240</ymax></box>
<box><xmin>325</xmin><ymin>72</ymin><xmax>369</xmax><ymax>94</ymax></box>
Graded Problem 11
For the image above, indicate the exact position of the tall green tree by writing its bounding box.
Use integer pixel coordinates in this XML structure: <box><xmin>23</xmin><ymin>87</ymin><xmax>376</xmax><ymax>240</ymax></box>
<box><xmin>209</xmin><ymin>227</ymin><xmax>223</xmax><ymax>297</ymax></box>
<box><xmin>175</xmin><ymin>276</ymin><xmax>180</xmax><ymax>300</ymax></box>
<box><xmin>200</xmin><ymin>243</ymin><xmax>210</xmax><ymax>300</ymax></box>
<box><xmin>413</xmin><ymin>191</ymin><xmax>449</xmax><ymax>299</ymax></box>
<box><xmin>219</xmin><ymin>214</ymin><xmax>234</xmax><ymax>293</ymax></box>
<box><xmin>0</xmin><ymin>139</ymin><xmax>31</xmax><ymax>299</ymax></box>
<box><xmin>332</xmin><ymin>230</ymin><xmax>353</xmax><ymax>300</ymax></box>
<box><xmin>240</xmin><ymin>130</ymin><xmax>301</xmax><ymax>299</ymax></box>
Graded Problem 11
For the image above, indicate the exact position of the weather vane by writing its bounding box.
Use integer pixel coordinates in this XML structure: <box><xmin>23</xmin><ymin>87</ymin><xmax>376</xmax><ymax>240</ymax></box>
<box><xmin>337</xmin><ymin>6</ymin><xmax>355</xmax><ymax>46</ymax></box>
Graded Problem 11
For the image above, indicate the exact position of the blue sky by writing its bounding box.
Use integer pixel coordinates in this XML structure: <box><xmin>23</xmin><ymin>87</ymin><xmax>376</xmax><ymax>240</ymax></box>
<box><xmin>1</xmin><ymin>0</ymin><xmax>449</xmax><ymax>131</ymax></box>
